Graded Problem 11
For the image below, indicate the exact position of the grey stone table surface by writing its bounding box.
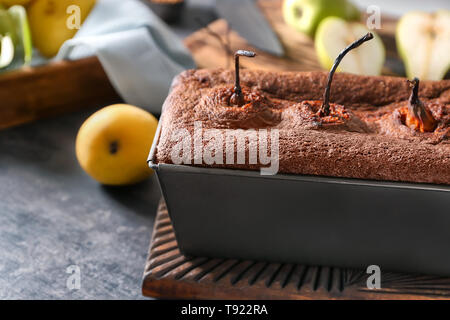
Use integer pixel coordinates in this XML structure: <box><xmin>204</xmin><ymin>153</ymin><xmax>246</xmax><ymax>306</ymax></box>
<box><xmin>0</xmin><ymin>110</ymin><xmax>162</xmax><ymax>299</ymax></box>
<box><xmin>0</xmin><ymin>1</ymin><xmax>216</xmax><ymax>300</ymax></box>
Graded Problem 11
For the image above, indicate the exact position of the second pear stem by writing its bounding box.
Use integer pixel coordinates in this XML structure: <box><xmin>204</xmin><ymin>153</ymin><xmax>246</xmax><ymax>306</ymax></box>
<box><xmin>320</xmin><ymin>33</ymin><xmax>374</xmax><ymax>116</ymax></box>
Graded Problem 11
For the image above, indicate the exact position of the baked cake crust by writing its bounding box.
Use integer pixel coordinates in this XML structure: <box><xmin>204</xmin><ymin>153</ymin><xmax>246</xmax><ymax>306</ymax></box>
<box><xmin>155</xmin><ymin>69</ymin><xmax>450</xmax><ymax>185</ymax></box>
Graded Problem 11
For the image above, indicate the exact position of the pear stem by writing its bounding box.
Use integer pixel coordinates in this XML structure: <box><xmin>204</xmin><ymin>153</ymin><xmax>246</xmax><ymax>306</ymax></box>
<box><xmin>320</xmin><ymin>32</ymin><xmax>374</xmax><ymax>116</ymax></box>
<box><xmin>408</xmin><ymin>77</ymin><xmax>420</xmax><ymax>106</ymax></box>
<box><xmin>231</xmin><ymin>50</ymin><xmax>256</xmax><ymax>107</ymax></box>
<box><xmin>407</xmin><ymin>77</ymin><xmax>436</xmax><ymax>132</ymax></box>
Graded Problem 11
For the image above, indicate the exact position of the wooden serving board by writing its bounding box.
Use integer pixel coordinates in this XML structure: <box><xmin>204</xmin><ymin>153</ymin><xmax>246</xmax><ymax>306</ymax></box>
<box><xmin>142</xmin><ymin>200</ymin><xmax>450</xmax><ymax>300</ymax></box>
<box><xmin>0</xmin><ymin>57</ymin><xmax>122</xmax><ymax>130</ymax></box>
<box><xmin>184</xmin><ymin>0</ymin><xmax>403</xmax><ymax>76</ymax></box>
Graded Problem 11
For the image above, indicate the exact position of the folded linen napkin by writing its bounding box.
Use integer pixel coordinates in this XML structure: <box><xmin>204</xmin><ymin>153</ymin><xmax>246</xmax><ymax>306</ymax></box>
<box><xmin>57</xmin><ymin>0</ymin><xmax>195</xmax><ymax>113</ymax></box>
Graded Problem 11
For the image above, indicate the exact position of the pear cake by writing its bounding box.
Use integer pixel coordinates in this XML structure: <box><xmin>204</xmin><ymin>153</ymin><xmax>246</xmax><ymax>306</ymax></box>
<box><xmin>153</xmin><ymin>68</ymin><xmax>450</xmax><ymax>185</ymax></box>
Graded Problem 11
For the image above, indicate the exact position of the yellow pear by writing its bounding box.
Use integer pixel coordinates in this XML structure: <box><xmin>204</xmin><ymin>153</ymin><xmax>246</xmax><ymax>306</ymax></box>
<box><xmin>76</xmin><ymin>104</ymin><xmax>159</xmax><ymax>186</ymax></box>
<box><xmin>28</xmin><ymin>0</ymin><xmax>96</xmax><ymax>57</ymax></box>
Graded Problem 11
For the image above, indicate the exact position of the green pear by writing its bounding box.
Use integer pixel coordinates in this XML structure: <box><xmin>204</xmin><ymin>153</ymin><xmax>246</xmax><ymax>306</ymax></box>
<box><xmin>315</xmin><ymin>17</ymin><xmax>385</xmax><ymax>75</ymax></box>
<box><xmin>8</xmin><ymin>5</ymin><xmax>32</xmax><ymax>65</ymax></box>
<box><xmin>0</xmin><ymin>8</ymin><xmax>16</xmax><ymax>43</ymax></box>
<box><xmin>396</xmin><ymin>10</ymin><xmax>450</xmax><ymax>80</ymax></box>
<box><xmin>0</xmin><ymin>8</ymin><xmax>15</xmax><ymax>69</ymax></box>
<box><xmin>0</xmin><ymin>5</ymin><xmax>32</xmax><ymax>69</ymax></box>
<box><xmin>282</xmin><ymin>0</ymin><xmax>360</xmax><ymax>37</ymax></box>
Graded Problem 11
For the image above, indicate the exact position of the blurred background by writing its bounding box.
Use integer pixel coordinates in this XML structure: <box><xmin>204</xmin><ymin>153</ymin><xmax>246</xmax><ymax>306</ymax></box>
<box><xmin>0</xmin><ymin>0</ymin><xmax>448</xmax><ymax>299</ymax></box>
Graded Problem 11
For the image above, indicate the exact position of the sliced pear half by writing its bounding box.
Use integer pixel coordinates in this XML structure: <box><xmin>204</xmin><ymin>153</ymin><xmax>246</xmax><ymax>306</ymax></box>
<box><xmin>397</xmin><ymin>10</ymin><xmax>450</xmax><ymax>80</ymax></box>
<box><xmin>315</xmin><ymin>16</ymin><xmax>385</xmax><ymax>75</ymax></box>
<box><xmin>8</xmin><ymin>5</ymin><xmax>32</xmax><ymax>65</ymax></box>
<box><xmin>0</xmin><ymin>34</ymin><xmax>14</xmax><ymax>68</ymax></box>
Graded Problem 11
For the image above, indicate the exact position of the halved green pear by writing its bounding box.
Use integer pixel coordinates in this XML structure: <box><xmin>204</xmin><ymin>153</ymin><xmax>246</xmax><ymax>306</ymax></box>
<box><xmin>282</xmin><ymin>0</ymin><xmax>360</xmax><ymax>37</ymax></box>
<box><xmin>8</xmin><ymin>5</ymin><xmax>32</xmax><ymax>65</ymax></box>
<box><xmin>0</xmin><ymin>8</ymin><xmax>16</xmax><ymax>43</ymax></box>
<box><xmin>397</xmin><ymin>10</ymin><xmax>450</xmax><ymax>80</ymax></box>
<box><xmin>315</xmin><ymin>17</ymin><xmax>385</xmax><ymax>75</ymax></box>
<box><xmin>0</xmin><ymin>34</ymin><xmax>14</xmax><ymax>68</ymax></box>
<box><xmin>0</xmin><ymin>5</ymin><xmax>32</xmax><ymax>70</ymax></box>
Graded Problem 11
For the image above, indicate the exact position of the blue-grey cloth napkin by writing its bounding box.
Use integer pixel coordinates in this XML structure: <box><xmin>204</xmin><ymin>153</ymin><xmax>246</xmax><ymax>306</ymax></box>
<box><xmin>57</xmin><ymin>0</ymin><xmax>195</xmax><ymax>113</ymax></box>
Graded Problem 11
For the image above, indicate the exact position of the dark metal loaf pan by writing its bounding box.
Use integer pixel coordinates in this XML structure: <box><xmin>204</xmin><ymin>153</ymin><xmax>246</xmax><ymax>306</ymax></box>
<box><xmin>148</xmin><ymin>123</ymin><xmax>450</xmax><ymax>276</ymax></box>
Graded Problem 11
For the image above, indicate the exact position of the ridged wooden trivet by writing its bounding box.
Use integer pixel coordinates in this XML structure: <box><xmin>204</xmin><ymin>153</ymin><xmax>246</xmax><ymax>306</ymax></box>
<box><xmin>142</xmin><ymin>201</ymin><xmax>450</xmax><ymax>300</ymax></box>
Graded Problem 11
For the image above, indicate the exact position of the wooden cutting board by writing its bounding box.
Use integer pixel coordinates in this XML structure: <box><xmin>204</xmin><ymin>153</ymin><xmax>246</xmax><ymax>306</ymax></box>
<box><xmin>184</xmin><ymin>0</ymin><xmax>403</xmax><ymax>76</ymax></box>
<box><xmin>143</xmin><ymin>201</ymin><xmax>450</xmax><ymax>300</ymax></box>
<box><xmin>0</xmin><ymin>57</ymin><xmax>121</xmax><ymax>130</ymax></box>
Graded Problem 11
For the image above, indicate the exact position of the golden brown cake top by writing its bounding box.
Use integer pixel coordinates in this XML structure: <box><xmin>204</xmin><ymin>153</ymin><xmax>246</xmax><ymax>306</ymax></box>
<box><xmin>154</xmin><ymin>68</ymin><xmax>450</xmax><ymax>185</ymax></box>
